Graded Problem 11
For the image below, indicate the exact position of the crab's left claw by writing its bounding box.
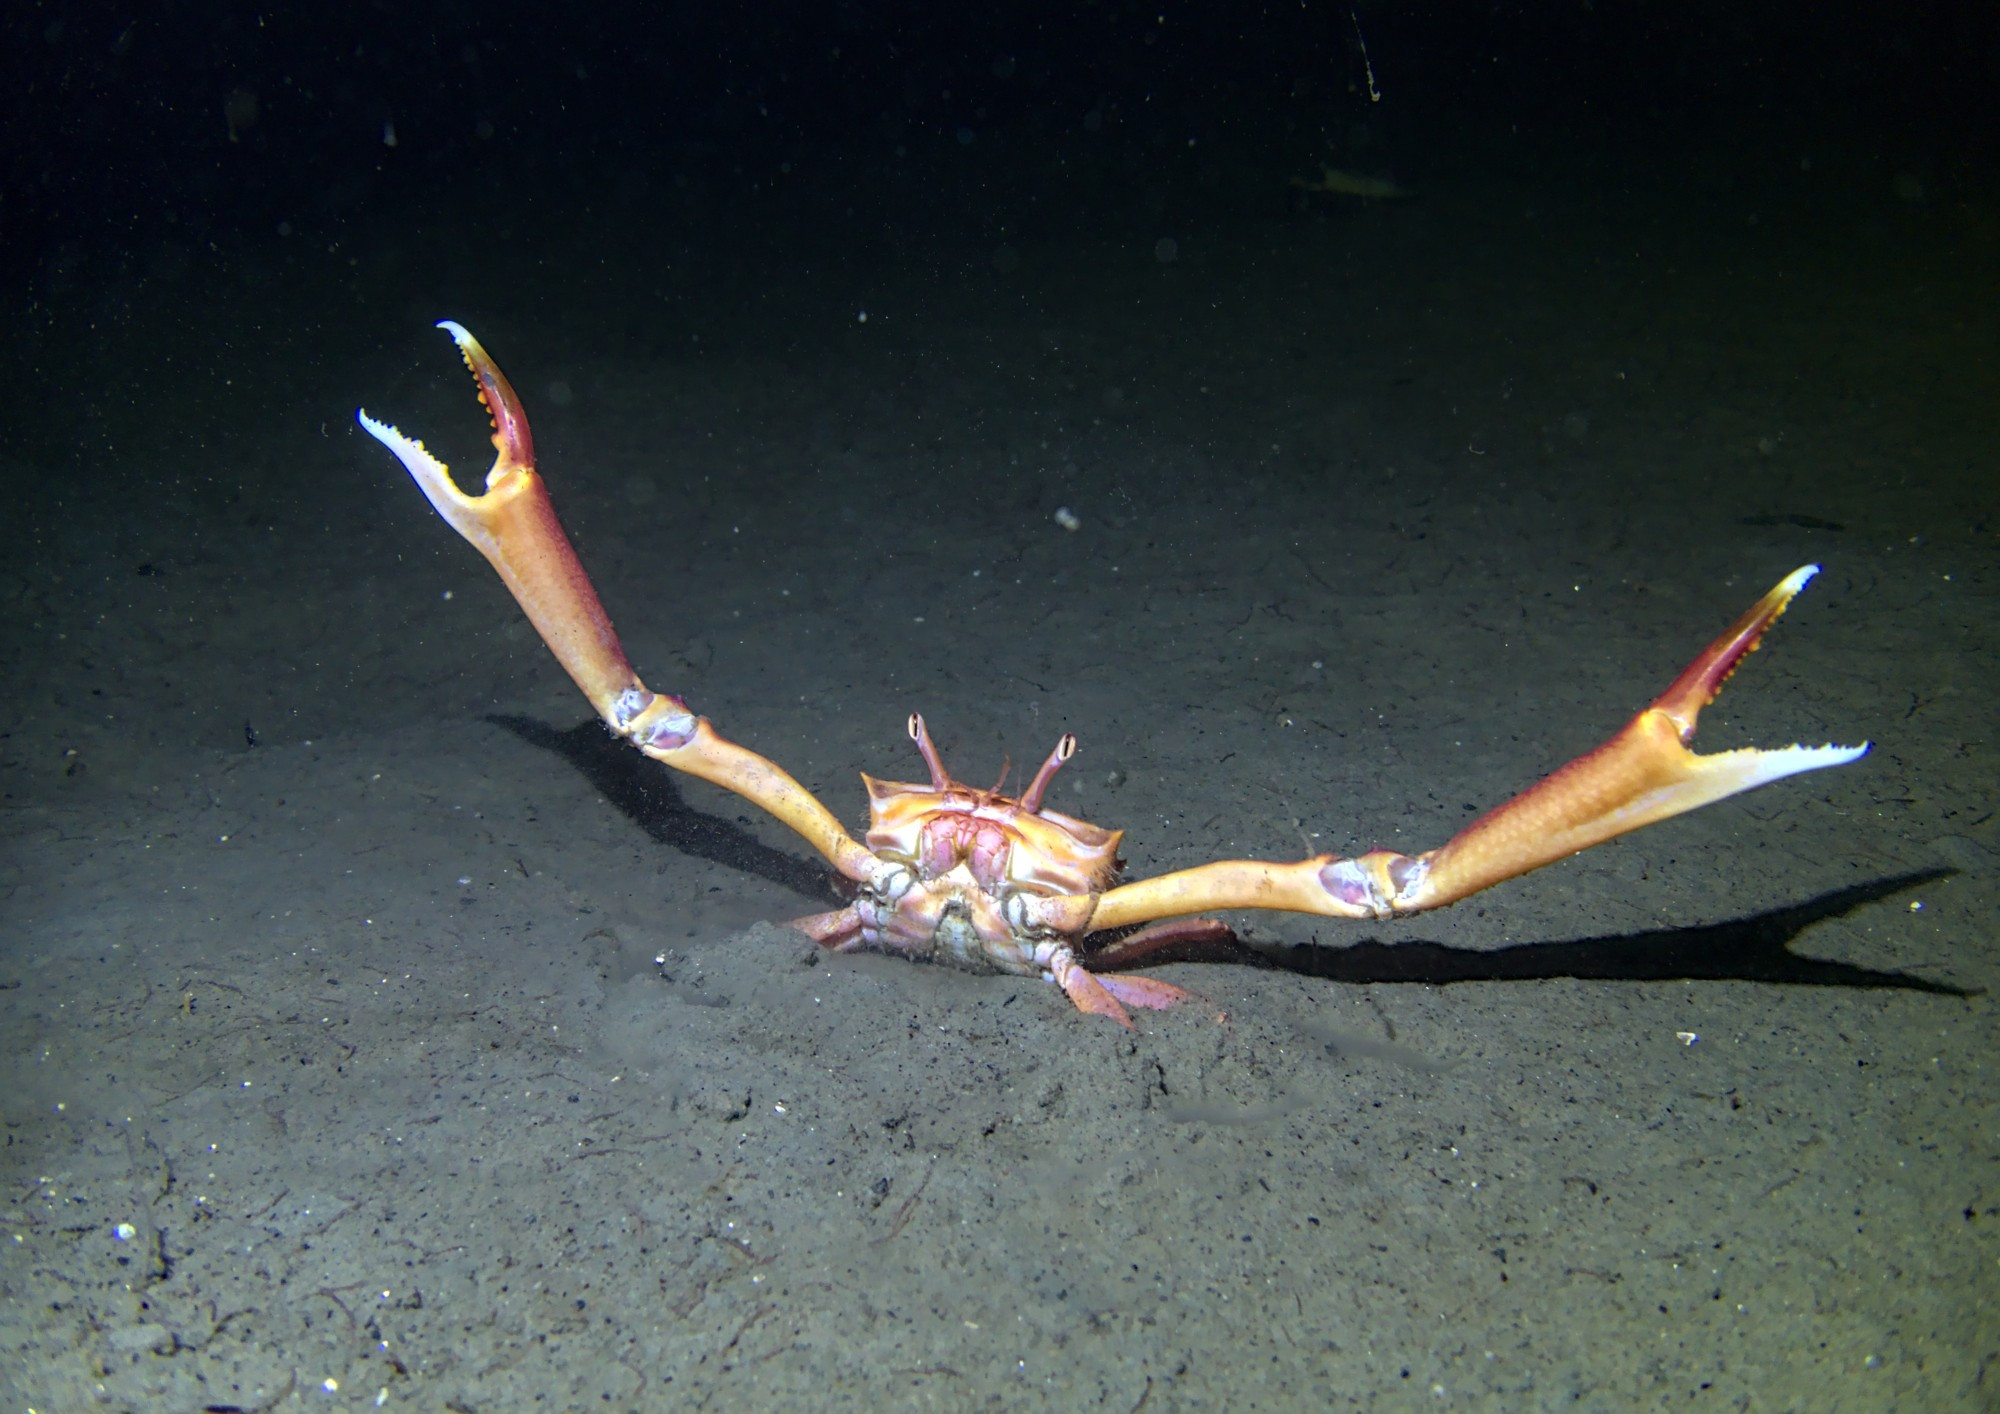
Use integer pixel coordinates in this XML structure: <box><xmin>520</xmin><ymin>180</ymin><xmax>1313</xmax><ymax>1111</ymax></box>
<box><xmin>1084</xmin><ymin>567</ymin><xmax>1868</xmax><ymax>931</ymax></box>
<box><xmin>1359</xmin><ymin>565</ymin><xmax>1870</xmax><ymax>912</ymax></box>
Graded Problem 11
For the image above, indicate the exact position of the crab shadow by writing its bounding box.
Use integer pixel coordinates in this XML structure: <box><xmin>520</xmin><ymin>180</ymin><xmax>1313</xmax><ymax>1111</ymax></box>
<box><xmin>489</xmin><ymin>714</ymin><xmax>844</xmax><ymax>906</ymax></box>
<box><xmin>1240</xmin><ymin>868</ymin><xmax>1970</xmax><ymax>996</ymax></box>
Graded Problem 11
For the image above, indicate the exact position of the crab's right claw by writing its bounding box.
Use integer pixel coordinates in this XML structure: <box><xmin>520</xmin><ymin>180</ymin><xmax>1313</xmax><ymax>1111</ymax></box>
<box><xmin>360</xmin><ymin>323</ymin><xmax>885</xmax><ymax>887</ymax></box>
<box><xmin>357</xmin><ymin>322</ymin><xmax>642</xmax><ymax>720</ymax></box>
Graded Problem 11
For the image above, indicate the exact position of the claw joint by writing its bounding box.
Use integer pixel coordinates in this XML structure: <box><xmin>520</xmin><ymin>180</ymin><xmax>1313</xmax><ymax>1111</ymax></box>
<box><xmin>629</xmin><ymin>695</ymin><xmax>699</xmax><ymax>753</ymax></box>
<box><xmin>1319</xmin><ymin>851</ymin><xmax>1428</xmax><ymax>917</ymax></box>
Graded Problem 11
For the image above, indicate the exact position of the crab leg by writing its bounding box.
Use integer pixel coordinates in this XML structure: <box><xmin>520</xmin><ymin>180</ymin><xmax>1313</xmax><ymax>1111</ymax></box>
<box><xmin>1077</xmin><ymin>567</ymin><xmax>1868</xmax><ymax>931</ymax></box>
<box><xmin>359</xmin><ymin>322</ymin><xmax>883</xmax><ymax>888</ymax></box>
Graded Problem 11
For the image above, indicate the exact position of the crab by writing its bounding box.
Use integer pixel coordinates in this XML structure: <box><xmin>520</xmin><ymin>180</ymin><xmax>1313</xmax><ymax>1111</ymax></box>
<box><xmin>359</xmin><ymin>322</ymin><xmax>1869</xmax><ymax>1027</ymax></box>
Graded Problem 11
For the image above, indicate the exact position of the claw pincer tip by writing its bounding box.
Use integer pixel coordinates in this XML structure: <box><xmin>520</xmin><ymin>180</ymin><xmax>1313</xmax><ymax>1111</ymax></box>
<box><xmin>1654</xmin><ymin>564</ymin><xmax>1820</xmax><ymax>735</ymax></box>
<box><xmin>432</xmin><ymin>320</ymin><xmax>533</xmax><ymax>472</ymax></box>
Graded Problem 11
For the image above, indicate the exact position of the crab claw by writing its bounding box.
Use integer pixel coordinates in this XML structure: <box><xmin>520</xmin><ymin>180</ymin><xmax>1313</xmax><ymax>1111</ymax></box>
<box><xmin>1373</xmin><ymin>564</ymin><xmax>1870</xmax><ymax>911</ymax></box>
<box><xmin>360</xmin><ymin>323</ymin><xmax>886</xmax><ymax>889</ymax></box>
<box><xmin>357</xmin><ymin>322</ymin><xmax>643</xmax><ymax>719</ymax></box>
<box><xmin>1084</xmin><ymin>566</ymin><xmax>1868</xmax><ymax>933</ymax></box>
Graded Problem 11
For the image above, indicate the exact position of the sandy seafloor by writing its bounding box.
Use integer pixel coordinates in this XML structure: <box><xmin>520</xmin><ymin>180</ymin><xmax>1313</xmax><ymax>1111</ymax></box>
<box><xmin>2</xmin><ymin>142</ymin><xmax>1996</xmax><ymax>1411</ymax></box>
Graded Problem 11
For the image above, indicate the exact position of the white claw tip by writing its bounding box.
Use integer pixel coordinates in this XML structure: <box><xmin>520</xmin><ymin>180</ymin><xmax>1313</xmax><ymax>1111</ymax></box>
<box><xmin>437</xmin><ymin>319</ymin><xmax>472</xmax><ymax>345</ymax></box>
<box><xmin>1778</xmin><ymin>564</ymin><xmax>1820</xmax><ymax>596</ymax></box>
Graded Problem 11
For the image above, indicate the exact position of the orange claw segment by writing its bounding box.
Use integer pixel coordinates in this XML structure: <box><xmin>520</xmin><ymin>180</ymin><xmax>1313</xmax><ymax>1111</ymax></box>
<box><xmin>642</xmin><ymin>717</ymin><xmax>884</xmax><ymax>886</ymax></box>
<box><xmin>1085</xmin><ymin>566</ymin><xmax>1867</xmax><ymax>928</ymax></box>
<box><xmin>439</xmin><ymin>320</ymin><xmax>534</xmax><ymax>475</ymax></box>
<box><xmin>1086</xmin><ymin>858</ymin><xmax>1376</xmax><ymax>934</ymax></box>
<box><xmin>1651</xmin><ymin>564</ymin><xmax>1817</xmax><ymax>739</ymax></box>
<box><xmin>357</xmin><ymin>337</ymin><xmax>637</xmax><ymax>724</ymax></box>
<box><xmin>360</xmin><ymin>323</ymin><xmax>885</xmax><ymax>891</ymax></box>
<box><xmin>1401</xmin><ymin>566</ymin><xmax>1867</xmax><ymax>911</ymax></box>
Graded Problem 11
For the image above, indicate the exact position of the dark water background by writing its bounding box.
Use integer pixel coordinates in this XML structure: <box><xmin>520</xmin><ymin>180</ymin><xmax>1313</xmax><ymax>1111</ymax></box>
<box><xmin>3</xmin><ymin>4</ymin><xmax>1994</xmax><ymax>1407</ymax></box>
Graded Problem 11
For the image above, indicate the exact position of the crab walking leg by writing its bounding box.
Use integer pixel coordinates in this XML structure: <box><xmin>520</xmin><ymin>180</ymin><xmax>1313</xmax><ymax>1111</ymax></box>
<box><xmin>1081</xmin><ymin>567</ymin><xmax>1869</xmax><ymax>931</ymax></box>
<box><xmin>359</xmin><ymin>321</ymin><xmax>882</xmax><ymax>887</ymax></box>
<box><xmin>1041</xmin><ymin>942</ymin><xmax>1190</xmax><ymax>1029</ymax></box>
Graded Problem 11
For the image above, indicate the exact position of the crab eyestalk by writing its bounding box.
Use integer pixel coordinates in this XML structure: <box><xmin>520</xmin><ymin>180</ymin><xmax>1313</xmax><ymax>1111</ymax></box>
<box><xmin>1019</xmin><ymin>732</ymin><xmax>1078</xmax><ymax>813</ymax></box>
